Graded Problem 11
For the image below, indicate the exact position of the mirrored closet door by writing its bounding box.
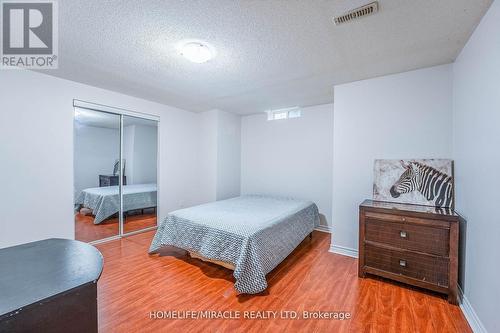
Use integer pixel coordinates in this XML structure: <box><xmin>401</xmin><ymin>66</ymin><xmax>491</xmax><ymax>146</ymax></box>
<box><xmin>122</xmin><ymin>116</ymin><xmax>158</xmax><ymax>235</ymax></box>
<box><xmin>73</xmin><ymin>102</ymin><xmax>159</xmax><ymax>243</ymax></box>
<box><xmin>74</xmin><ymin>109</ymin><xmax>121</xmax><ymax>242</ymax></box>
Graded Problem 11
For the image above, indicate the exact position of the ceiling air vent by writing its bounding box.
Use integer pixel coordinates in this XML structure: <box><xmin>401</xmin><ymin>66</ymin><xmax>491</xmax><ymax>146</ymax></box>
<box><xmin>333</xmin><ymin>1</ymin><xmax>379</xmax><ymax>25</ymax></box>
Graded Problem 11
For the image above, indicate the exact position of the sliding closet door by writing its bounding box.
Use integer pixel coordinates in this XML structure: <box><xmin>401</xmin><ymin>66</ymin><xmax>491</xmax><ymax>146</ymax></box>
<box><xmin>74</xmin><ymin>108</ymin><xmax>121</xmax><ymax>242</ymax></box>
<box><xmin>121</xmin><ymin>115</ymin><xmax>158</xmax><ymax>234</ymax></box>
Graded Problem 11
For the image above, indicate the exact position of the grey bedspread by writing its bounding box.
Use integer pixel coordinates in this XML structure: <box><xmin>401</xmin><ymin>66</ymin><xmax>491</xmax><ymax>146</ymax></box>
<box><xmin>149</xmin><ymin>195</ymin><xmax>320</xmax><ymax>294</ymax></box>
<box><xmin>75</xmin><ymin>184</ymin><xmax>157</xmax><ymax>224</ymax></box>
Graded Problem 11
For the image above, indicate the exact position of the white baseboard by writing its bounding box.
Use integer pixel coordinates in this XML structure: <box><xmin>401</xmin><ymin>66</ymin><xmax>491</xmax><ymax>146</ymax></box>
<box><xmin>329</xmin><ymin>244</ymin><xmax>358</xmax><ymax>258</ymax></box>
<box><xmin>459</xmin><ymin>286</ymin><xmax>488</xmax><ymax>333</ymax></box>
<box><xmin>314</xmin><ymin>225</ymin><xmax>331</xmax><ymax>233</ymax></box>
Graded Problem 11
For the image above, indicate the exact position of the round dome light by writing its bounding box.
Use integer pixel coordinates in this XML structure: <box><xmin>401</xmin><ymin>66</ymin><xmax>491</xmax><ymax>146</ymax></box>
<box><xmin>180</xmin><ymin>42</ymin><xmax>214</xmax><ymax>63</ymax></box>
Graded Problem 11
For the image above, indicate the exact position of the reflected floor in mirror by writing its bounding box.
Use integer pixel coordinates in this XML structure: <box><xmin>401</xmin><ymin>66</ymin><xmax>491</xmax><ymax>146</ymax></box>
<box><xmin>75</xmin><ymin>212</ymin><xmax>157</xmax><ymax>243</ymax></box>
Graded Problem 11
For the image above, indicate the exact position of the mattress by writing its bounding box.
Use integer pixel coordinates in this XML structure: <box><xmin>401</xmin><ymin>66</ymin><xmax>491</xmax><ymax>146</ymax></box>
<box><xmin>149</xmin><ymin>195</ymin><xmax>320</xmax><ymax>294</ymax></box>
<box><xmin>75</xmin><ymin>183</ymin><xmax>157</xmax><ymax>224</ymax></box>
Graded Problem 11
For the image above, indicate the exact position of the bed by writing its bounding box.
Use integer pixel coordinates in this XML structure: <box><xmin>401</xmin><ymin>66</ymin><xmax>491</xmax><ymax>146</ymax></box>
<box><xmin>149</xmin><ymin>195</ymin><xmax>320</xmax><ymax>294</ymax></box>
<box><xmin>75</xmin><ymin>183</ymin><xmax>157</xmax><ymax>224</ymax></box>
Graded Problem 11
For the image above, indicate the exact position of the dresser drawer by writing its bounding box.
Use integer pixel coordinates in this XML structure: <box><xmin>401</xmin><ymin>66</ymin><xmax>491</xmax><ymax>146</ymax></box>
<box><xmin>359</xmin><ymin>200</ymin><xmax>461</xmax><ymax>304</ymax></box>
<box><xmin>364</xmin><ymin>244</ymin><xmax>449</xmax><ymax>287</ymax></box>
<box><xmin>365</xmin><ymin>218</ymin><xmax>450</xmax><ymax>256</ymax></box>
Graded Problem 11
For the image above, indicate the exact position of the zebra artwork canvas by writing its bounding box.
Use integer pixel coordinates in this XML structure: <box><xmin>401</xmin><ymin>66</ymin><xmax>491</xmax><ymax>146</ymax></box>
<box><xmin>373</xmin><ymin>159</ymin><xmax>454</xmax><ymax>209</ymax></box>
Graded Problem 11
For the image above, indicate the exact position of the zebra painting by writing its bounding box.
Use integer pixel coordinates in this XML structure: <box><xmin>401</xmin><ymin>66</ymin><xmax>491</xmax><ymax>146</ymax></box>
<box><xmin>373</xmin><ymin>159</ymin><xmax>454</xmax><ymax>208</ymax></box>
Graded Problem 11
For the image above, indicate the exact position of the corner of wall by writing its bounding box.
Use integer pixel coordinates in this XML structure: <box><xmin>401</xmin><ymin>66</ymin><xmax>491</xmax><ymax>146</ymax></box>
<box><xmin>329</xmin><ymin>243</ymin><xmax>358</xmax><ymax>259</ymax></box>
<box><xmin>198</xmin><ymin>109</ymin><xmax>242</xmax><ymax>202</ymax></box>
<box><xmin>458</xmin><ymin>286</ymin><xmax>489</xmax><ymax>333</ymax></box>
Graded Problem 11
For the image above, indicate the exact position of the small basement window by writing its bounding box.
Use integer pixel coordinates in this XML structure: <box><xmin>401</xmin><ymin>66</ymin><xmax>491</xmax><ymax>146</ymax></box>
<box><xmin>267</xmin><ymin>107</ymin><xmax>302</xmax><ymax>121</ymax></box>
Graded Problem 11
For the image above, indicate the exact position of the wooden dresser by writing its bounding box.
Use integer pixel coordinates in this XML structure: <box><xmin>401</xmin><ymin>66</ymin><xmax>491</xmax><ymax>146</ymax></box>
<box><xmin>99</xmin><ymin>174</ymin><xmax>126</xmax><ymax>187</ymax></box>
<box><xmin>358</xmin><ymin>200</ymin><xmax>460</xmax><ymax>304</ymax></box>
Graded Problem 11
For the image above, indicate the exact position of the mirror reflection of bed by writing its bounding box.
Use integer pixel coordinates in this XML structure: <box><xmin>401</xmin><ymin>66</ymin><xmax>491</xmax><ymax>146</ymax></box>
<box><xmin>73</xmin><ymin>107</ymin><xmax>158</xmax><ymax>243</ymax></box>
<box><xmin>74</xmin><ymin>184</ymin><xmax>157</xmax><ymax>242</ymax></box>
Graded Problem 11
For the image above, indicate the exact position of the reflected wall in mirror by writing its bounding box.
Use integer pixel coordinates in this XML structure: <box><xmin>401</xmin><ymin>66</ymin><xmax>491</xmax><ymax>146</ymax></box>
<box><xmin>122</xmin><ymin>116</ymin><xmax>158</xmax><ymax>234</ymax></box>
<box><xmin>74</xmin><ymin>108</ymin><xmax>121</xmax><ymax>242</ymax></box>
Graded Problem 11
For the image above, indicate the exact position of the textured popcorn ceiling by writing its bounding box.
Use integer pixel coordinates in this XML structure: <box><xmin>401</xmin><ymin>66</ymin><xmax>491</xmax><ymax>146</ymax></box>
<box><xmin>46</xmin><ymin>0</ymin><xmax>492</xmax><ymax>114</ymax></box>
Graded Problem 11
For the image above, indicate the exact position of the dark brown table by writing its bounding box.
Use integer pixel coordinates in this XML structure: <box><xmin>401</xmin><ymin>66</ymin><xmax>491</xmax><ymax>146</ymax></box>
<box><xmin>0</xmin><ymin>238</ymin><xmax>103</xmax><ymax>332</ymax></box>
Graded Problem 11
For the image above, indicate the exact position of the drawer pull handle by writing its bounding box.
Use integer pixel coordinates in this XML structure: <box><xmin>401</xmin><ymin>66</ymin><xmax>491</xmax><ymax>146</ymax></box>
<box><xmin>402</xmin><ymin>217</ymin><xmax>406</xmax><ymax>222</ymax></box>
<box><xmin>400</xmin><ymin>231</ymin><xmax>407</xmax><ymax>238</ymax></box>
<box><xmin>399</xmin><ymin>259</ymin><xmax>407</xmax><ymax>267</ymax></box>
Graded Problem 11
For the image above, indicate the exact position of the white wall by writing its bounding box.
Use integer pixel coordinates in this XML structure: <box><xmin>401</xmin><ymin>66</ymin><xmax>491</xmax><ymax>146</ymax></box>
<box><xmin>198</xmin><ymin>110</ymin><xmax>219</xmax><ymax>203</ymax></box>
<box><xmin>0</xmin><ymin>69</ymin><xmax>202</xmax><ymax>249</ymax></box>
<box><xmin>216</xmin><ymin>110</ymin><xmax>241</xmax><ymax>200</ymax></box>
<box><xmin>123</xmin><ymin>124</ymin><xmax>136</xmax><ymax>183</ymax></box>
<box><xmin>453</xmin><ymin>1</ymin><xmax>500</xmax><ymax>331</ymax></box>
<box><xmin>332</xmin><ymin>64</ymin><xmax>453</xmax><ymax>253</ymax></box>
<box><xmin>75</xmin><ymin>122</ymin><xmax>157</xmax><ymax>192</ymax></box>
<box><xmin>241</xmin><ymin>104</ymin><xmax>334</xmax><ymax>228</ymax></box>
<box><xmin>198</xmin><ymin>109</ymin><xmax>241</xmax><ymax>203</ymax></box>
<box><xmin>74</xmin><ymin>125</ymin><xmax>120</xmax><ymax>197</ymax></box>
<box><xmin>124</xmin><ymin>124</ymin><xmax>158</xmax><ymax>184</ymax></box>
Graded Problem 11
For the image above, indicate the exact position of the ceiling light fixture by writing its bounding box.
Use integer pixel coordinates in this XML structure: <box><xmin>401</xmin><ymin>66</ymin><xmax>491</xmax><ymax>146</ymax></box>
<box><xmin>179</xmin><ymin>41</ymin><xmax>215</xmax><ymax>63</ymax></box>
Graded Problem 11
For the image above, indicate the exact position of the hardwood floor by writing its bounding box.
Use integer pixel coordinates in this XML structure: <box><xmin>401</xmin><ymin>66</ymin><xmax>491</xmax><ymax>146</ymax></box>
<box><xmin>75</xmin><ymin>212</ymin><xmax>156</xmax><ymax>242</ymax></box>
<box><xmin>95</xmin><ymin>231</ymin><xmax>471</xmax><ymax>333</ymax></box>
